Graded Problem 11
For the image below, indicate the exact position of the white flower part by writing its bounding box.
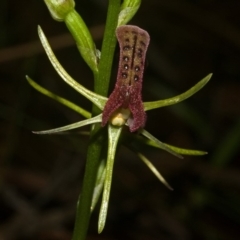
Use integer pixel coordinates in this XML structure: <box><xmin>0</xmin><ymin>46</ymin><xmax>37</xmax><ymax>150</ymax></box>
<box><xmin>110</xmin><ymin>108</ymin><xmax>131</xmax><ymax>127</ymax></box>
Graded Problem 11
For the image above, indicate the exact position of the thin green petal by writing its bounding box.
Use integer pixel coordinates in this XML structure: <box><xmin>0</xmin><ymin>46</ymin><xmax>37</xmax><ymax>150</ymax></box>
<box><xmin>26</xmin><ymin>76</ymin><xmax>91</xmax><ymax>119</ymax></box>
<box><xmin>98</xmin><ymin>125</ymin><xmax>122</xmax><ymax>233</ymax></box>
<box><xmin>137</xmin><ymin>152</ymin><xmax>173</xmax><ymax>190</ymax></box>
<box><xmin>140</xmin><ymin>136</ymin><xmax>207</xmax><ymax>156</ymax></box>
<box><xmin>37</xmin><ymin>26</ymin><xmax>107</xmax><ymax>110</ymax></box>
<box><xmin>141</xmin><ymin>129</ymin><xmax>183</xmax><ymax>159</ymax></box>
<box><xmin>144</xmin><ymin>73</ymin><xmax>212</xmax><ymax>111</ymax></box>
<box><xmin>33</xmin><ymin>114</ymin><xmax>102</xmax><ymax>134</ymax></box>
<box><xmin>91</xmin><ymin>159</ymin><xmax>106</xmax><ymax>212</ymax></box>
<box><xmin>163</xmin><ymin>143</ymin><xmax>207</xmax><ymax>156</ymax></box>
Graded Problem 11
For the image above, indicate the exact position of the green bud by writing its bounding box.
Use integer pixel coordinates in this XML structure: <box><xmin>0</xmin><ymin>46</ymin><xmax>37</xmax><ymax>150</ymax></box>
<box><xmin>118</xmin><ymin>0</ymin><xmax>141</xmax><ymax>26</ymax></box>
<box><xmin>65</xmin><ymin>10</ymin><xmax>99</xmax><ymax>72</ymax></box>
<box><xmin>44</xmin><ymin>0</ymin><xmax>75</xmax><ymax>21</ymax></box>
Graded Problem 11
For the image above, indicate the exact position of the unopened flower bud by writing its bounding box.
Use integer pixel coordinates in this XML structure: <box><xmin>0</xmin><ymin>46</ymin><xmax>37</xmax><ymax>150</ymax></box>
<box><xmin>44</xmin><ymin>0</ymin><xmax>75</xmax><ymax>21</ymax></box>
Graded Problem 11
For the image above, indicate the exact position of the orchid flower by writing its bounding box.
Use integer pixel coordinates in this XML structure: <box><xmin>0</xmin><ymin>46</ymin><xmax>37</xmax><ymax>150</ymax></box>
<box><xmin>27</xmin><ymin>24</ymin><xmax>211</xmax><ymax>232</ymax></box>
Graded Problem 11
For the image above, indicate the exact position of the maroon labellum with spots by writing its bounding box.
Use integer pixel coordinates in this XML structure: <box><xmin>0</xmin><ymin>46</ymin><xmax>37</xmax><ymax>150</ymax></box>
<box><xmin>102</xmin><ymin>25</ymin><xmax>150</xmax><ymax>132</ymax></box>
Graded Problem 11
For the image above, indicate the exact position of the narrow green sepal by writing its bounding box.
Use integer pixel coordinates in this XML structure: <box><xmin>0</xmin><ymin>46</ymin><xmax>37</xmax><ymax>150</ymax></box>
<box><xmin>163</xmin><ymin>143</ymin><xmax>207</xmax><ymax>156</ymax></box>
<box><xmin>91</xmin><ymin>159</ymin><xmax>106</xmax><ymax>212</ymax></box>
<box><xmin>118</xmin><ymin>0</ymin><xmax>141</xmax><ymax>26</ymax></box>
<box><xmin>37</xmin><ymin>26</ymin><xmax>107</xmax><ymax>110</ymax></box>
<box><xmin>98</xmin><ymin>125</ymin><xmax>122</xmax><ymax>233</ymax></box>
<box><xmin>141</xmin><ymin>129</ymin><xmax>183</xmax><ymax>159</ymax></box>
<box><xmin>144</xmin><ymin>73</ymin><xmax>212</xmax><ymax>111</ymax></box>
<box><xmin>33</xmin><ymin>114</ymin><xmax>102</xmax><ymax>135</ymax></box>
<box><xmin>138</xmin><ymin>135</ymin><xmax>207</xmax><ymax>156</ymax></box>
<box><xmin>137</xmin><ymin>152</ymin><xmax>173</xmax><ymax>190</ymax></box>
<box><xmin>26</xmin><ymin>76</ymin><xmax>91</xmax><ymax>119</ymax></box>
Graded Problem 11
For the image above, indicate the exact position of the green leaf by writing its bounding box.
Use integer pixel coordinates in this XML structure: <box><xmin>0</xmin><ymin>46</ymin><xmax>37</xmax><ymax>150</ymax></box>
<box><xmin>144</xmin><ymin>73</ymin><xmax>212</xmax><ymax>111</ymax></box>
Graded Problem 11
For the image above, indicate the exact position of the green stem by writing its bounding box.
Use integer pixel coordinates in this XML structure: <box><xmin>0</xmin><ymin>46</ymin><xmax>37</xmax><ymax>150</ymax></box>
<box><xmin>94</xmin><ymin>0</ymin><xmax>121</xmax><ymax>97</ymax></box>
<box><xmin>72</xmin><ymin>1</ymin><xmax>121</xmax><ymax>239</ymax></box>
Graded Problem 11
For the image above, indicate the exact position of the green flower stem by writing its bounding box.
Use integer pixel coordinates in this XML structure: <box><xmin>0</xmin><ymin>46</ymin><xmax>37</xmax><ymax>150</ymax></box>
<box><xmin>72</xmin><ymin>128</ymin><xmax>105</xmax><ymax>240</ymax></box>
<box><xmin>94</xmin><ymin>0</ymin><xmax>121</xmax><ymax>98</ymax></box>
<box><xmin>72</xmin><ymin>1</ymin><xmax>121</xmax><ymax>239</ymax></box>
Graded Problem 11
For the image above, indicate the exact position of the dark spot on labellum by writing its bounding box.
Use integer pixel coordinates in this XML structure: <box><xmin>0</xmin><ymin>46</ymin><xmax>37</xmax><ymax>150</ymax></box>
<box><xmin>123</xmin><ymin>45</ymin><xmax>130</xmax><ymax>51</ymax></box>
<box><xmin>134</xmin><ymin>75</ymin><xmax>139</xmax><ymax>81</ymax></box>
<box><xmin>122</xmin><ymin>72</ymin><xmax>128</xmax><ymax>78</ymax></box>
<box><xmin>125</xmin><ymin>38</ymin><xmax>130</xmax><ymax>42</ymax></box>
<box><xmin>132</xmin><ymin>31</ymin><xmax>137</xmax><ymax>34</ymax></box>
<box><xmin>140</xmin><ymin>41</ymin><xmax>146</xmax><ymax>46</ymax></box>
<box><xmin>137</xmin><ymin>48</ymin><xmax>143</xmax><ymax>58</ymax></box>
<box><xmin>135</xmin><ymin>66</ymin><xmax>140</xmax><ymax>72</ymax></box>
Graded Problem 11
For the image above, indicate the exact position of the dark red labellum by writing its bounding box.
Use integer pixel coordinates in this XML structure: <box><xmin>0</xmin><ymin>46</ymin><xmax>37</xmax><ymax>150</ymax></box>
<box><xmin>102</xmin><ymin>25</ymin><xmax>150</xmax><ymax>132</ymax></box>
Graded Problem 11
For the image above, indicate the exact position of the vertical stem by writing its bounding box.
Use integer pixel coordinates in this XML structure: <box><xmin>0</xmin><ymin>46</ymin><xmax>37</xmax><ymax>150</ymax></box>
<box><xmin>72</xmin><ymin>1</ymin><xmax>121</xmax><ymax>239</ymax></box>
<box><xmin>94</xmin><ymin>0</ymin><xmax>121</xmax><ymax>98</ymax></box>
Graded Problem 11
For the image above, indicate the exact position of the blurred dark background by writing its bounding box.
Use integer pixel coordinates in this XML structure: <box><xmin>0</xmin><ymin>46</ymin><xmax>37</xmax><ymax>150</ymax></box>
<box><xmin>1</xmin><ymin>0</ymin><xmax>240</xmax><ymax>239</ymax></box>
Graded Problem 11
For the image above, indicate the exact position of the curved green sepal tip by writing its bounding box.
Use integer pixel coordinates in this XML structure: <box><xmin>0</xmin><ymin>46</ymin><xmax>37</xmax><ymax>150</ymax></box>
<box><xmin>37</xmin><ymin>26</ymin><xmax>107</xmax><ymax>110</ymax></box>
<box><xmin>163</xmin><ymin>143</ymin><xmax>207</xmax><ymax>156</ymax></box>
<box><xmin>26</xmin><ymin>76</ymin><xmax>91</xmax><ymax>119</ymax></box>
<box><xmin>141</xmin><ymin>129</ymin><xmax>183</xmax><ymax>159</ymax></box>
<box><xmin>144</xmin><ymin>73</ymin><xmax>212</xmax><ymax>111</ymax></box>
<box><xmin>137</xmin><ymin>152</ymin><xmax>173</xmax><ymax>190</ymax></box>
<box><xmin>33</xmin><ymin>114</ymin><xmax>102</xmax><ymax>135</ymax></box>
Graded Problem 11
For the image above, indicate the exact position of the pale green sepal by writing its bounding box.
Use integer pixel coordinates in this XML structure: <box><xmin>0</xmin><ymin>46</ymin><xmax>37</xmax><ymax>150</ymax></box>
<box><xmin>37</xmin><ymin>26</ymin><xmax>107</xmax><ymax>110</ymax></box>
<box><xmin>141</xmin><ymin>129</ymin><xmax>183</xmax><ymax>159</ymax></box>
<box><xmin>26</xmin><ymin>76</ymin><xmax>91</xmax><ymax>119</ymax></box>
<box><xmin>137</xmin><ymin>152</ymin><xmax>173</xmax><ymax>190</ymax></box>
<box><xmin>33</xmin><ymin>114</ymin><xmax>102</xmax><ymax>135</ymax></box>
<box><xmin>141</xmin><ymin>136</ymin><xmax>207</xmax><ymax>156</ymax></box>
<box><xmin>163</xmin><ymin>143</ymin><xmax>207</xmax><ymax>156</ymax></box>
<box><xmin>144</xmin><ymin>73</ymin><xmax>212</xmax><ymax>111</ymax></box>
<box><xmin>98</xmin><ymin>125</ymin><xmax>122</xmax><ymax>233</ymax></box>
<box><xmin>91</xmin><ymin>159</ymin><xmax>106</xmax><ymax>212</ymax></box>
<box><xmin>118</xmin><ymin>0</ymin><xmax>141</xmax><ymax>26</ymax></box>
